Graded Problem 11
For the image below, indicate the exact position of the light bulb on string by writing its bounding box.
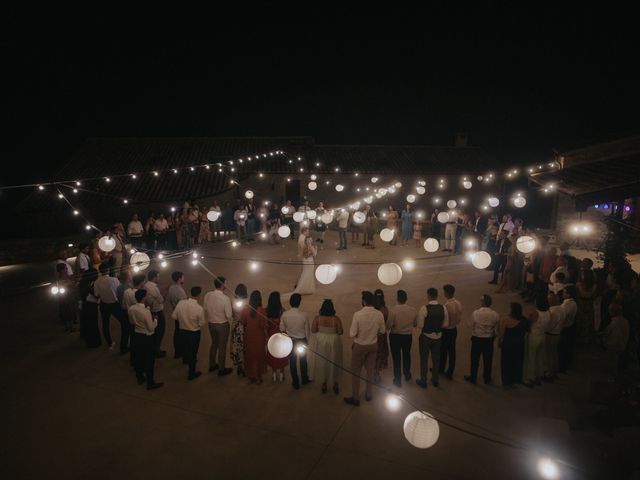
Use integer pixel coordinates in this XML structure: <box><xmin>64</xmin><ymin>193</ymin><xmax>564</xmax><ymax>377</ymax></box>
<box><xmin>537</xmin><ymin>458</ymin><xmax>559</xmax><ymax>480</ymax></box>
<box><xmin>385</xmin><ymin>394</ymin><xmax>402</xmax><ymax>412</ymax></box>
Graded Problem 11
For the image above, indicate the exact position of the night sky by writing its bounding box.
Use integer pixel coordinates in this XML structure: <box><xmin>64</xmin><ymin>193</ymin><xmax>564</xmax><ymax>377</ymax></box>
<box><xmin>3</xmin><ymin>13</ymin><xmax>638</xmax><ymax>188</ymax></box>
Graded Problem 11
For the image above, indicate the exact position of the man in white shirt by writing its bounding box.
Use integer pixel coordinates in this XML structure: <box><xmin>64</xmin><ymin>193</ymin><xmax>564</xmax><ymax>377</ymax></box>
<box><xmin>172</xmin><ymin>286</ymin><xmax>206</xmax><ymax>380</ymax></box>
<box><xmin>497</xmin><ymin>214</ymin><xmax>515</xmax><ymax>238</ymax></box>
<box><xmin>545</xmin><ymin>292</ymin><xmax>565</xmax><ymax>381</ymax></box>
<box><xmin>154</xmin><ymin>213</ymin><xmax>169</xmax><ymax>249</ymax></box>
<box><xmin>128</xmin><ymin>289</ymin><xmax>163</xmax><ymax>390</ymax></box>
<box><xmin>127</xmin><ymin>214</ymin><xmax>144</xmax><ymax>248</ymax></box>
<box><xmin>464</xmin><ymin>294</ymin><xmax>500</xmax><ymax>385</ymax></box>
<box><xmin>416</xmin><ymin>288</ymin><xmax>449</xmax><ymax>388</ymax></box>
<box><xmin>344</xmin><ymin>291</ymin><xmax>386</xmax><ymax>406</ymax></box>
<box><xmin>124</xmin><ymin>274</ymin><xmax>146</xmax><ymax>367</ymax></box>
<box><xmin>145</xmin><ymin>270</ymin><xmax>167</xmax><ymax>358</ymax></box>
<box><xmin>203</xmin><ymin>276</ymin><xmax>233</xmax><ymax>376</ymax></box>
<box><xmin>441</xmin><ymin>284</ymin><xmax>463</xmax><ymax>380</ymax></box>
<box><xmin>280</xmin><ymin>293</ymin><xmax>311</xmax><ymax>389</ymax></box>
<box><xmin>559</xmin><ymin>285</ymin><xmax>578</xmax><ymax>373</ymax></box>
<box><xmin>94</xmin><ymin>263</ymin><xmax>124</xmax><ymax>351</ymax></box>
<box><xmin>387</xmin><ymin>289</ymin><xmax>416</xmax><ymax>387</ymax></box>
<box><xmin>337</xmin><ymin>209</ymin><xmax>349</xmax><ymax>250</ymax></box>
<box><xmin>74</xmin><ymin>243</ymin><xmax>91</xmax><ymax>277</ymax></box>
<box><xmin>168</xmin><ymin>271</ymin><xmax>188</xmax><ymax>359</ymax></box>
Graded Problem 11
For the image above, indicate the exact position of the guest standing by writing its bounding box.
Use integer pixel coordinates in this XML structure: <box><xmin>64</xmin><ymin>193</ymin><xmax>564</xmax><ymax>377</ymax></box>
<box><xmin>128</xmin><ymin>289</ymin><xmax>163</xmax><ymax>390</ymax></box>
<box><xmin>231</xmin><ymin>284</ymin><xmax>248</xmax><ymax>376</ymax></box>
<box><xmin>559</xmin><ymin>286</ymin><xmax>578</xmax><ymax>372</ymax></box>
<box><xmin>440</xmin><ymin>284</ymin><xmax>462</xmax><ymax>380</ymax></box>
<box><xmin>203</xmin><ymin>276</ymin><xmax>233</xmax><ymax>376</ymax></box>
<box><xmin>241</xmin><ymin>290</ymin><xmax>268</xmax><ymax>384</ymax></box>
<box><xmin>168</xmin><ymin>271</ymin><xmax>187</xmax><ymax>360</ymax></box>
<box><xmin>401</xmin><ymin>204</ymin><xmax>413</xmax><ymax>247</ymax></box>
<box><xmin>373</xmin><ymin>289</ymin><xmax>389</xmax><ymax>384</ymax></box>
<box><xmin>499</xmin><ymin>302</ymin><xmax>528</xmax><ymax>386</ymax></box>
<box><xmin>337</xmin><ymin>209</ymin><xmax>349</xmax><ymax>250</ymax></box>
<box><xmin>266</xmin><ymin>292</ymin><xmax>287</xmax><ymax>383</ymax></box>
<box><xmin>387</xmin><ymin>289</ymin><xmax>416</xmax><ymax>387</ymax></box>
<box><xmin>523</xmin><ymin>296</ymin><xmax>551</xmax><ymax>387</ymax></box>
<box><xmin>172</xmin><ymin>286</ymin><xmax>206</xmax><ymax>380</ymax></box>
<box><xmin>416</xmin><ymin>288</ymin><xmax>449</xmax><ymax>388</ymax></box>
<box><xmin>544</xmin><ymin>292</ymin><xmax>565</xmax><ymax>382</ymax></box>
<box><xmin>79</xmin><ymin>269</ymin><xmax>100</xmax><ymax>348</ymax></box>
<box><xmin>280</xmin><ymin>293</ymin><xmax>311</xmax><ymax>390</ymax></box>
<box><xmin>145</xmin><ymin>270</ymin><xmax>167</xmax><ymax>358</ymax></box>
<box><xmin>311</xmin><ymin>299</ymin><xmax>343</xmax><ymax>395</ymax></box>
<box><xmin>387</xmin><ymin>206</ymin><xmax>399</xmax><ymax>246</ymax></box>
<box><xmin>464</xmin><ymin>294</ymin><xmax>500</xmax><ymax>385</ymax></box>
<box><xmin>94</xmin><ymin>263</ymin><xmax>123</xmax><ymax>350</ymax></box>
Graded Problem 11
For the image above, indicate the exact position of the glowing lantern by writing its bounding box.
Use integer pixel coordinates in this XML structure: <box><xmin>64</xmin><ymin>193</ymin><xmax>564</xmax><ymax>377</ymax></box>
<box><xmin>353</xmin><ymin>211</ymin><xmax>366</xmax><ymax>224</ymax></box>
<box><xmin>471</xmin><ymin>251</ymin><xmax>491</xmax><ymax>269</ymax></box>
<box><xmin>406</xmin><ymin>194</ymin><xmax>416</xmax><ymax>203</ymax></box>
<box><xmin>281</xmin><ymin>206</ymin><xmax>291</xmax><ymax>215</ymax></box>
<box><xmin>447</xmin><ymin>200</ymin><xmax>457</xmax><ymax>208</ymax></box>
<box><xmin>380</xmin><ymin>228</ymin><xmax>395</xmax><ymax>242</ymax></box>
<box><xmin>267</xmin><ymin>333</ymin><xmax>293</xmax><ymax>358</ymax></box>
<box><xmin>278</xmin><ymin>226</ymin><xmax>291</xmax><ymax>238</ymax></box>
<box><xmin>130</xmin><ymin>252</ymin><xmax>151</xmax><ymax>271</ymax></box>
<box><xmin>335</xmin><ymin>184</ymin><xmax>344</xmax><ymax>192</ymax></box>
<box><xmin>310</xmin><ymin>174</ymin><xmax>317</xmax><ymax>181</ymax></box>
<box><xmin>423</xmin><ymin>238</ymin><xmax>439</xmax><ymax>252</ymax></box>
<box><xmin>321</xmin><ymin>212</ymin><xmax>333</xmax><ymax>224</ymax></box>
<box><xmin>308</xmin><ymin>181</ymin><xmax>318</xmax><ymax>191</ymax></box>
<box><xmin>416</xmin><ymin>186</ymin><xmax>426</xmax><ymax>195</ymax></box>
<box><xmin>315</xmin><ymin>264</ymin><xmax>338</xmax><ymax>285</ymax></box>
<box><xmin>537</xmin><ymin>458</ymin><xmax>560</xmax><ymax>480</ymax></box>
<box><xmin>403</xmin><ymin>411</ymin><xmax>440</xmax><ymax>449</ymax></box>
<box><xmin>98</xmin><ymin>236</ymin><xmax>116</xmax><ymax>253</ymax></box>
<box><xmin>437</xmin><ymin>212</ymin><xmax>450</xmax><ymax>223</ymax></box>
<box><xmin>516</xmin><ymin>235</ymin><xmax>536</xmax><ymax>253</ymax></box>
<box><xmin>377</xmin><ymin>263</ymin><xmax>403</xmax><ymax>286</ymax></box>
<box><xmin>293</xmin><ymin>212</ymin><xmax>306</xmax><ymax>223</ymax></box>
<box><xmin>245</xmin><ymin>190</ymin><xmax>254</xmax><ymax>199</ymax></box>
<box><xmin>306</xmin><ymin>210</ymin><xmax>317</xmax><ymax>220</ymax></box>
<box><xmin>371</xmin><ymin>177</ymin><xmax>379</xmax><ymax>183</ymax></box>
<box><xmin>364</xmin><ymin>196</ymin><xmax>373</xmax><ymax>204</ymax></box>
<box><xmin>207</xmin><ymin>210</ymin><xmax>221</xmax><ymax>222</ymax></box>
<box><xmin>488</xmin><ymin>197</ymin><xmax>500</xmax><ymax>207</ymax></box>
<box><xmin>513</xmin><ymin>196</ymin><xmax>526</xmax><ymax>208</ymax></box>
<box><xmin>463</xmin><ymin>181</ymin><xmax>472</xmax><ymax>189</ymax></box>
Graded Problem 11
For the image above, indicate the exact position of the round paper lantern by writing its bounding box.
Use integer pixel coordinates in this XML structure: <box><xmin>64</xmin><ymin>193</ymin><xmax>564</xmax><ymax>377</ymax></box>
<box><xmin>353</xmin><ymin>211</ymin><xmax>366</xmax><ymax>224</ymax></box>
<box><xmin>423</xmin><ymin>238</ymin><xmax>439</xmax><ymax>252</ymax></box>
<box><xmin>278</xmin><ymin>225</ymin><xmax>291</xmax><ymax>238</ymax></box>
<box><xmin>364</xmin><ymin>196</ymin><xmax>373</xmax><ymax>204</ymax></box>
<box><xmin>321</xmin><ymin>212</ymin><xmax>333</xmax><ymax>224</ymax></box>
<box><xmin>447</xmin><ymin>200</ymin><xmax>457</xmax><ymax>208</ymax></box>
<box><xmin>378</xmin><ymin>188</ymin><xmax>388</xmax><ymax>196</ymax></box>
<box><xmin>371</xmin><ymin>177</ymin><xmax>379</xmax><ymax>183</ymax></box>
<box><xmin>406</xmin><ymin>194</ymin><xmax>416</xmax><ymax>203</ymax></box>
<box><xmin>416</xmin><ymin>186</ymin><xmax>426</xmax><ymax>195</ymax></box>
<box><xmin>293</xmin><ymin>212</ymin><xmax>306</xmax><ymax>223</ymax></box>
<box><xmin>463</xmin><ymin>181</ymin><xmax>472</xmax><ymax>189</ymax></box>
<box><xmin>516</xmin><ymin>235</ymin><xmax>536</xmax><ymax>253</ymax></box>
<box><xmin>380</xmin><ymin>228</ymin><xmax>395</xmax><ymax>242</ymax></box>
<box><xmin>395</xmin><ymin>182</ymin><xmax>402</xmax><ymax>188</ymax></box>
<box><xmin>130</xmin><ymin>252</ymin><xmax>151</xmax><ymax>271</ymax></box>
<box><xmin>308</xmin><ymin>181</ymin><xmax>318</xmax><ymax>191</ymax></box>
<box><xmin>471</xmin><ymin>251</ymin><xmax>491</xmax><ymax>269</ymax></box>
<box><xmin>335</xmin><ymin>184</ymin><xmax>344</xmax><ymax>192</ymax></box>
<box><xmin>281</xmin><ymin>206</ymin><xmax>290</xmax><ymax>215</ymax></box>
<box><xmin>437</xmin><ymin>212</ymin><xmax>450</xmax><ymax>223</ymax></box>
<box><xmin>514</xmin><ymin>196</ymin><xmax>526</xmax><ymax>208</ymax></box>
<box><xmin>267</xmin><ymin>333</ymin><xmax>293</xmax><ymax>358</ymax></box>
<box><xmin>207</xmin><ymin>210</ymin><xmax>221</xmax><ymax>222</ymax></box>
<box><xmin>377</xmin><ymin>263</ymin><xmax>403</xmax><ymax>286</ymax></box>
<box><xmin>245</xmin><ymin>190</ymin><xmax>254</xmax><ymax>199</ymax></box>
<box><xmin>98</xmin><ymin>236</ymin><xmax>116</xmax><ymax>253</ymax></box>
<box><xmin>306</xmin><ymin>210</ymin><xmax>317</xmax><ymax>220</ymax></box>
<box><xmin>418</xmin><ymin>180</ymin><xmax>426</xmax><ymax>186</ymax></box>
<box><xmin>403</xmin><ymin>411</ymin><xmax>440</xmax><ymax>449</ymax></box>
<box><xmin>315</xmin><ymin>264</ymin><xmax>338</xmax><ymax>285</ymax></box>
<box><xmin>388</xmin><ymin>186</ymin><xmax>396</xmax><ymax>194</ymax></box>
<box><xmin>310</xmin><ymin>174</ymin><xmax>317</xmax><ymax>181</ymax></box>
<box><xmin>488</xmin><ymin>197</ymin><xmax>500</xmax><ymax>207</ymax></box>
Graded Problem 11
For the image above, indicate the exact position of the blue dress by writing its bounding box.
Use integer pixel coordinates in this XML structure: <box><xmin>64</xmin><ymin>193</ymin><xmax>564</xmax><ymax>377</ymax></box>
<box><xmin>401</xmin><ymin>211</ymin><xmax>413</xmax><ymax>241</ymax></box>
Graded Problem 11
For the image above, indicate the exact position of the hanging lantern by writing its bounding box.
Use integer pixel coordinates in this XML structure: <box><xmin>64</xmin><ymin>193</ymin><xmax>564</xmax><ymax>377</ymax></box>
<box><xmin>423</xmin><ymin>238</ymin><xmax>439</xmax><ymax>252</ymax></box>
<box><xmin>395</xmin><ymin>182</ymin><xmax>402</xmax><ymax>188</ymax></box>
<box><xmin>416</xmin><ymin>186</ymin><xmax>426</xmax><ymax>195</ymax></box>
<box><xmin>377</xmin><ymin>263</ymin><xmax>403</xmax><ymax>286</ymax></box>
<box><xmin>293</xmin><ymin>212</ymin><xmax>306</xmax><ymax>223</ymax></box>
<box><xmin>406</xmin><ymin>194</ymin><xmax>416</xmax><ymax>203</ymax></box>
<box><xmin>364</xmin><ymin>196</ymin><xmax>373</xmax><ymax>204</ymax></box>
<box><xmin>267</xmin><ymin>333</ymin><xmax>293</xmax><ymax>358</ymax></box>
<box><xmin>371</xmin><ymin>177</ymin><xmax>379</xmax><ymax>183</ymax></box>
<box><xmin>471</xmin><ymin>251</ymin><xmax>491</xmax><ymax>269</ymax></box>
<box><xmin>488</xmin><ymin>197</ymin><xmax>500</xmax><ymax>207</ymax></box>
<box><xmin>310</xmin><ymin>174</ymin><xmax>317</xmax><ymax>181</ymax></box>
<box><xmin>315</xmin><ymin>264</ymin><xmax>338</xmax><ymax>285</ymax></box>
<box><xmin>513</xmin><ymin>196</ymin><xmax>526</xmax><ymax>208</ymax></box>
<box><xmin>207</xmin><ymin>210</ymin><xmax>221</xmax><ymax>222</ymax></box>
<box><xmin>308</xmin><ymin>181</ymin><xmax>318</xmax><ymax>191</ymax></box>
<box><xmin>379</xmin><ymin>228</ymin><xmax>395</xmax><ymax>242</ymax></box>
<box><xmin>321</xmin><ymin>212</ymin><xmax>333</xmax><ymax>224</ymax></box>
<box><xmin>437</xmin><ymin>212</ymin><xmax>450</xmax><ymax>223</ymax></box>
<box><xmin>130</xmin><ymin>252</ymin><xmax>151</xmax><ymax>271</ymax></box>
<box><xmin>245</xmin><ymin>190</ymin><xmax>254</xmax><ymax>199</ymax></box>
<box><xmin>335</xmin><ymin>184</ymin><xmax>344</xmax><ymax>192</ymax></box>
<box><xmin>353</xmin><ymin>211</ymin><xmax>366</xmax><ymax>224</ymax></box>
<box><xmin>306</xmin><ymin>210</ymin><xmax>317</xmax><ymax>220</ymax></box>
<box><xmin>388</xmin><ymin>186</ymin><xmax>396</xmax><ymax>194</ymax></box>
<box><xmin>516</xmin><ymin>235</ymin><xmax>536</xmax><ymax>253</ymax></box>
<box><xmin>463</xmin><ymin>181</ymin><xmax>473</xmax><ymax>189</ymax></box>
<box><xmin>278</xmin><ymin>225</ymin><xmax>291</xmax><ymax>238</ymax></box>
<box><xmin>98</xmin><ymin>236</ymin><xmax>116</xmax><ymax>253</ymax></box>
<box><xmin>403</xmin><ymin>411</ymin><xmax>440</xmax><ymax>449</ymax></box>
<box><xmin>378</xmin><ymin>188</ymin><xmax>388</xmax><ymax>196</ymax></box>
<box><xmin>281</xmin><ymin>206</ymin><xmax>291</xmax><ymax>215</ymax></box>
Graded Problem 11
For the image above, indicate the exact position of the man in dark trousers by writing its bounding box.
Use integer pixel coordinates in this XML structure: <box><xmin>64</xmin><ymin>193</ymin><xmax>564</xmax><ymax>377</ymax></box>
<box><xmin>416</xmin><ymin>288</ymin><xmax>449</xmax><ymax>388</ymax></box>
<box><xmin>465</xmin><ymin>295</ymin><xmax>500</xmax><ymax>385</ymax></box>
<box><xmin>172</xmin><ymin>286</ymin><xmax>206</xmax><ymax>380</ymax></box>
<box><xmin>127</xmin><ymin>289</ymin><xmax>163</xmax><ymax>390</ymax></box>
<box><xmin>489</xmin><ymin>230</ymin><xmax>511</xmax><ymax>284</ymax></box>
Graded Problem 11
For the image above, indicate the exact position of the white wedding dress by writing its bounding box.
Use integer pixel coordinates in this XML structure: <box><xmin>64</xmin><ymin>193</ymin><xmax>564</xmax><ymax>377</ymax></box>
<box><xmin>289</xmin><ymin>236</ymin><xmax>316</xmax><ymax>296</ymax></box>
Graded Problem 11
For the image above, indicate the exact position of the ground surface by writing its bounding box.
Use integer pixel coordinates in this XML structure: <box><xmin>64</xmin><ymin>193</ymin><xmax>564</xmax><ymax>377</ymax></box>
<box><xmin>0</xmin><ymin>232</ymin><xmax>636</xmax><ymax>479</ymax></box>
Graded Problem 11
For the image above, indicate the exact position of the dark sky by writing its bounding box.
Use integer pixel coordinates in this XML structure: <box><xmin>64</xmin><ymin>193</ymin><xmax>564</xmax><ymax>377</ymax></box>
<box><xmin>3</xmin><ymin>11</ymin><xmax>639</xmax><ymax>187</ymax></box>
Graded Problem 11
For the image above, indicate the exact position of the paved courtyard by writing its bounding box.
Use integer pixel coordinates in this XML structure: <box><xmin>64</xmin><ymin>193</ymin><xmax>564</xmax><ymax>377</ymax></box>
<box><xmin>0</xmin><ymin>232</ymin><xmax>636</xmax><ymax>479</ymax></box>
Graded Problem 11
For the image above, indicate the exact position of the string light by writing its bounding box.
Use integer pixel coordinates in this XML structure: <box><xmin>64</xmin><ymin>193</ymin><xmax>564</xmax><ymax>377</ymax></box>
<box><xmin>385</xmin><ymin>394</ymin><xmax>402</xmax><ymax>412</ymax></box>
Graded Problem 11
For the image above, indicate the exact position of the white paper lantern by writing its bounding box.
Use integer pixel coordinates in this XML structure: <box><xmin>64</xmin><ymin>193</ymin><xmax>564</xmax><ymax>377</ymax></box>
<box><xmin>245</xmin><ymin>190</ymin><xmax>254</xmax><ymax>199</ymax></box>
<box><xmin>98</xmin><ymin>236</ymin><xmax>116</xmax><ymax>253</ymax></box>
<box><xmin>463</xmin><ymin>181</ymin><xmax>473</xmax><ymax>189</ymax></box>
<box><xmin>353</xmin><ymin>211</ymin><xmax>366</xmax><ymax>224</ymax></box>
<box><xmin>293</xmin><ymin>212</ymin><xmax>306</xmax><ymax>223</ymax></box>
<box><xmin>416</xmin><ymin>186</ymin><xmax>426</xmax><ymax>195</ymax></box>
<box><xmin>306</xmin><ymin>210</ymin><xmax>317</xmax><ymax>220</ymax></box>
<box><xmin>321</xmin><ymin>212</ymin><xmax>333</xmax><ymax>224</ymax></box>
<box><xmin>471</xmin><ymin>251</ymin><xmax>492</xmax><ymax>269</ymax></box>
<box><xmin>267</xmin><ymin>333</ymin><xmax>293</xmax><ymax>358</ymax></box>
<box><xmin>335</xmin><ymin>184</ymin><xmax>344</xmax><ymax>192</ymax></box>
<box><xmin>130</xmin><ymin>252</ymin><xmax>151</xmax><ymax>271</ymax></box>
<box><xmin>513</xmin><ymin>196</ymin><xmax>526</xmax><ymax>208</ymax></box>
<box><xmin>315</xmin><ymin>264</ymin><xmax>338</xmax><ymax>284</ymax></box>
<box><xmin>371</xmin><ymin>177</ymin><xmax>379</xmax><ymax>183</ymax></box>
<box><xmin>378</xmin><ymin>188</ymin><xmax>388</xmax><ymax>196</ymax></box>
<box><xmin>278</xmin><ymin>225</ymin><xmax>291</xmax><ymax>238</ymax></box>
<box><xmin>406</xmin><ymin>194</ymin><xmax>416</xmax><ymax>203</ymax></box>
<box><xmin>207</xmin><ymin>210</ymin><xmax>221</xmax><ymax>222</ymax></box>
<box><xmin>395</xmin><ymin>182</ymin><xmax>402</xmax><ymax>188</ymax></box>
<box><xmin>308</xmin><ymin>181</ymin><xmax>318</xmax><ymax>191</ymax></box>
<box><xmin>477</xmin><ymin>175</ymin><xmax>483</xmax><ymax>181</ymax></box>
<box><xmin>281</xmin><ymin>206</ymin><xmax>290</xmax><ymax>215</ymax></box>
<box><xmin>488</xmin><ymin>197</ymin><xmax>500</xmax><ymax>207</ymax></box>
<box><xmin>403</xmin><ymin>411</ymin><xmax>440</xmax><ymax>449</ymax></box>
<box><xmin>516</xmin><ymin>235</ymin><xmax>536</xmax><ymax>253</ymax></box>
<box><xmin>310</xmin><ymin>174</ymin><xmax>317</xmax><ymax>181</ymax></box>
<box><xmin>377</xmin><ymin>263</ymin><xmax>403</xmax><ymax>286</ymax></box>
<box><xmin>423</xmin><ymin>238</ymin><xmax>439</xmax><ymax>252</ymax></box>
<box><xmin>447</xmin><ymin>200</ymin><xmax>457</xmax><ymax>208</ymax></box>
<box><xmin>388</xmin><ymin>186</ymin><xmax>396</xmax><ymax>194</ymax></box>
<box><xmin>380</xmin><ymin>228</ymin><xmax>395</xmax><ymax>242</ymax></box>
<box><xmin>364</xmin><ymin>196</ymin><xmax>373</xmax><ymax>204</ymax></box>
<box><xmin>437</xmin><ymin>212</ymin><xmax>450</xmax><ymax>223</ymax></box>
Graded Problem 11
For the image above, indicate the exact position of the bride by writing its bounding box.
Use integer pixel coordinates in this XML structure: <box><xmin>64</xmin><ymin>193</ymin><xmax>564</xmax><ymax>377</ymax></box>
<box><xmin>293</xmin><ymin>227</ymin><xmax>317</xmax><ymax>295</ymax></box>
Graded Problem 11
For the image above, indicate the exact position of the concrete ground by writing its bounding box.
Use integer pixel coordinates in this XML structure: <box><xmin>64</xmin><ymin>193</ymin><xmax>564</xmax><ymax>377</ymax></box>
<box><xmin>0</xmin><ymin>231</ymin><xmax>636</xmax><ymax>479</ymax></box>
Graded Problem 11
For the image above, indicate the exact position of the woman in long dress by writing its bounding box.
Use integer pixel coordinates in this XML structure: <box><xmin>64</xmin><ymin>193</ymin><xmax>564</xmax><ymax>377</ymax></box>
<box><xmin>266</xmin><ymin>292</ymin><xmax>288</xmax><ymax>383</ymax></box>
<box><xmin>374</xmin><ymin>289</ymin><xmax>389</xmax><ymax>383</ymax></box>
<box><xmin>292</xmin><ymin>229</ymin><xmax>317</xmax><ymax>295</ymax></box>
<box><xmin>312</xmin><ymin>299</ymin><xmax>343</xmax><ymax>394</ymax></box>
<box><xmin>523</xmin><ymin>295</ymin><xmax>550</xmax><ymax>387</ymax></box>
<box><xmin>241</xmin><ymin>290</ymin><xmax>267</xmax><ymax>384</ymax></box>
<box><xmin>499</xmin><ymin>302</ymin><xmax>528</xmax><ymax>386</ymax></box>
<box><xmin>387</xmin><ymin>206</ymin><xmax>399</xmax><ymax>246</ymax></box>
<box><xmin>198</xmin><ymin>211</ymin><xmax>210</xmax><ymax>244</ymax></box>
<box><xmin>231</xmin><ymin>284</ymin><xmax>248</xmax><ymax>376</ymax></box>
<box><xmin>401</xmin><ymin>204</ymin><xmax>413</xmax><ymax>246</ymax></box>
